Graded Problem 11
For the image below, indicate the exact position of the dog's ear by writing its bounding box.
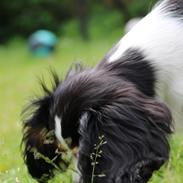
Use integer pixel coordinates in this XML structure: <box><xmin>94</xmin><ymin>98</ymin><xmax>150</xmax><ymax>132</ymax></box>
<box><xmin>77</xmin><ymin>80</ymin><xmax>173</xmax><ymax>183</ymax></box>
<box><xmin>21</xmin><ymin>76</ymin><xmax>69</xmax><ymax>182</ymax></box>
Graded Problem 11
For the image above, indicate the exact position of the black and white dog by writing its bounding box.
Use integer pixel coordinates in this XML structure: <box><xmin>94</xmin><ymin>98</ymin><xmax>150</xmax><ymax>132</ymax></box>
<box><xmin>22</xmin><ymin>0</ymin><xmax>183</xmax><ymax>182</ymax></box>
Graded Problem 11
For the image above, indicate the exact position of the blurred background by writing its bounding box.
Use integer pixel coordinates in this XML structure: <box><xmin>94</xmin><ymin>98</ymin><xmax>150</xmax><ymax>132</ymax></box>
<box><xmin>1</xmin><ymin>0</ymin><xmax>183</xmax><ymax>183</ymax></box>
<box><xmin>0</xmin><ymin>0</ymin><xmax>157</xmax><ymax>43</ymax></box>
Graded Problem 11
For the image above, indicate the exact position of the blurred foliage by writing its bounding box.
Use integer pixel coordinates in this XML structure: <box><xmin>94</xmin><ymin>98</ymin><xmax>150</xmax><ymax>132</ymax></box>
<box><xmin>62</xmin><ymin>6</ymin><xmax>124</xmax><ymax>39</ymax></box>
<box><xmin>0</xmin><ymin>0</ymin><xmax>157</xmax><ymax>43</ymax></box>
<box><xmin>0</xmin><ymin>0</ymin><xmax>73</xmax><ymax>42</ymax></box>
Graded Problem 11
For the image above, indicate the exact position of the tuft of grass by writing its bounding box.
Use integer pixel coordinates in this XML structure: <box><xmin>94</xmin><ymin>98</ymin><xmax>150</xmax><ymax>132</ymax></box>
<box><xmin>90</xmin><ymin>135</ymin><xmax>107</xmax><ymax>183</ymax></box>
<box><xmin>0</xmin><ymin>37</ymin><xmax>183</xmax><ymax>182</ymax></box>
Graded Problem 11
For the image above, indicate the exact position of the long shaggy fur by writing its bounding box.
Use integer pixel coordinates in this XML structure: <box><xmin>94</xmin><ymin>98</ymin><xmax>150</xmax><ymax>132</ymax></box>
<box><xmin>22</xmin><ymin>50</ymin><xmax>173</xmax><ymax>183</ymax></box>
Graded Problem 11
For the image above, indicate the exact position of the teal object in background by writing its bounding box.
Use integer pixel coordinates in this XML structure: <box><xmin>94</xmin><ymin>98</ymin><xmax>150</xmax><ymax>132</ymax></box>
<box><xmin>28</xmin><ymin>30</ymin><xmax>58</xmax><ymax>57</ymax></box>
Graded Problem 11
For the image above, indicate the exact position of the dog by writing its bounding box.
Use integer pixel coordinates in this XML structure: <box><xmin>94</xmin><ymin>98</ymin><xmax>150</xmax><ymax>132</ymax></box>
<box><xmin>22</xmin><ymin>0</ymin><xmax>183</xmax><ymax>182</ymax></box>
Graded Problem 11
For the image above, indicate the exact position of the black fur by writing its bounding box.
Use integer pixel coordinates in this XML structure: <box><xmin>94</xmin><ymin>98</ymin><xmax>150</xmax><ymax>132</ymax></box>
<box><xmin>22</xmin><ymin>49</ymin><xmax>173</xmax><ymax>183</ymax></box>
<box><xmin>99</xmin><ymin>49</ymin><xmax>156</xmax><ymax>97</ymax></box>
<box><xmin>77</xmin><ymin>75</ymin><xmax>172</xmax><ymax>182</ymax></box>
<box><xmin>161</xmin><ymin>0</ymin><xmax>183</xmax><ymax>18</ymax></box>
<box><xmin>22</xmin><ymin>73</ymin><xmax>71</xmax><ymax>182</ymax></box>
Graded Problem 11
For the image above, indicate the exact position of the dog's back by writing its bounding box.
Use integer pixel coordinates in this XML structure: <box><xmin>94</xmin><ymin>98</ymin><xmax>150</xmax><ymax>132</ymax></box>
<box><xmin>105</xmin><ymin>0</ymin><xmax>183</xmax><ymax>130</ymax></box>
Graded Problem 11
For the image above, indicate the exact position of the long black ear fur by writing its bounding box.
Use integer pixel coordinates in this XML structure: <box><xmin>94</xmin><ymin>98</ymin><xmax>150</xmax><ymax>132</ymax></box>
<box><xmin>78</xmin><ymin>79</ymin><xmax>173</xmax><ymax>183</ymax></box>
<box><xmin>21</xmin><ymin>74</ymin><xmax>69</xmax><ymax>183</ymax></box>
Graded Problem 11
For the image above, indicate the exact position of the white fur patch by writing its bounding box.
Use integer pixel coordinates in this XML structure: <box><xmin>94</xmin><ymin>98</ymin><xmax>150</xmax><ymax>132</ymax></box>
<box><xmin>55</xmin><ymin>115</ymin><xmax>64</xmax><ymax>143</ymax></box>
<box><xmin>80</xmin><ymin>112</ymin><xmax>88</xmax><ymax>127</ymax></box>
<box><xmin>79</xmin><ymin>112</ymin><xmax>89</xmax><ymax>134</ymax></box>
<box><xmin>109</xmin><ymin>5</ymin><xmax>183</xmax><ymax>68</ymax></box>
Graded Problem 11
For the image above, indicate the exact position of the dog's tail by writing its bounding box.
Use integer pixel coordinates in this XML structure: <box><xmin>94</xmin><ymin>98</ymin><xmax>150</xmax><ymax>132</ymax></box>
<box><xmin>21</xmin><ymin>74</ymin><xmax>69</xmax><ymax>183</ymax></box>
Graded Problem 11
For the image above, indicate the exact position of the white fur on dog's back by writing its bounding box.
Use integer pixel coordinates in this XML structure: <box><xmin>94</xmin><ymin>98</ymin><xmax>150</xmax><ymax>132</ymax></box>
<box><xmin>108</xmin><ymin>1</ymin><xmax>183</xmax><ymax>130</ymax></box>
<box><xmin>109</xmin><ymin>2</ymin><xmax>183</xmax><ymax>69</ymax></box>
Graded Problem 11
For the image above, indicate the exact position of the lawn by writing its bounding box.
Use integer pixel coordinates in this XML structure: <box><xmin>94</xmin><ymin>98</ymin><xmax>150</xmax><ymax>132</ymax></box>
<box><xmin>0</xmin><ymin>36</ymin><xmax>183</xmax><ymax>183</ymax></box>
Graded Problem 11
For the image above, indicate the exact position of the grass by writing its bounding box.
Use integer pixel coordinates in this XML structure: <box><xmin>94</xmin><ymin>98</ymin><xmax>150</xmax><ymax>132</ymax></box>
<box><xmin>0</xmin><ymin>36</ymin><xmax>183</xmax><ymax>183</ymax></box>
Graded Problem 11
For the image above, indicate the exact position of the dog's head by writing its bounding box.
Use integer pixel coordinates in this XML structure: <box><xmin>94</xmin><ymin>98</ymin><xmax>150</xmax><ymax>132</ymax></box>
<box><xmin>22</xmin><ymin>63</ymin><xmax>173</xmax><ymax>183</ymax></box>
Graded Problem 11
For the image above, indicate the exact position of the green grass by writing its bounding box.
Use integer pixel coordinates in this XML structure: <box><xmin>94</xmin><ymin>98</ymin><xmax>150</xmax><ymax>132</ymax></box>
<box><xmin>0</xmin><ymin>36</ymin><xmax>183</xmax><ymax>183</ymax></box>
